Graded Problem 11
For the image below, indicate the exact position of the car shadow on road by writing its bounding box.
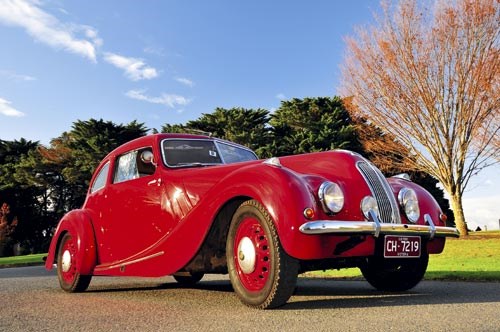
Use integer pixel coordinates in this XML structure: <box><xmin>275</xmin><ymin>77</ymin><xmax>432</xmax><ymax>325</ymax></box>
<box><xmin>86</xmin><ymin>278</ymin><xmax>234</xmax><ymax>294</ymax></box>
<box><xmin>277</xmin><ymin>277</ymin><xmax>500</xmax><ymax>310</ymax></box>
<box><xmin>84</xmin><ymin>276</ymin><xmax>500</xmax><ymax>311</ymax></box>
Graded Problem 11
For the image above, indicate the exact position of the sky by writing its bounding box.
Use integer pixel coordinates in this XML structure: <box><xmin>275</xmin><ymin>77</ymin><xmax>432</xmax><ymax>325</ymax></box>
<box><xmin>0</xmin><ymin>0</ymin><xmax>498</xmax><ymax>231</ymax></box>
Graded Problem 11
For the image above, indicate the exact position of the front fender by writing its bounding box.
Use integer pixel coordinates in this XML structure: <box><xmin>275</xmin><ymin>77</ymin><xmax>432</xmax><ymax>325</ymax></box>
<box><xmin>201</xmin><ymin>163</ymin><xmax>318</xmax><ymax>259</ymax></box>
<box><xmin>45</xmin><ymin>209</ymin><xmax>97</xmax><ymax>275</ymax></box>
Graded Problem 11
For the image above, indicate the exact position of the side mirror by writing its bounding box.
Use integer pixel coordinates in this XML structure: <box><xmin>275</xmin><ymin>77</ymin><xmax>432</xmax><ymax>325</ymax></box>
<box><xmin>140</xmin><ymin>150</ymin><xmax>155</xmax><ymax>165</ymax></box>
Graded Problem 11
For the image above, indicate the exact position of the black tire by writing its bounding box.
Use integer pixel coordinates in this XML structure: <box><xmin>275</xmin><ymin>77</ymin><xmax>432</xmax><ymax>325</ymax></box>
<box><xmin>173</xmin><ymin>272</ymin><xmax>204</xmax><ymax>286</ymax></box>
<box><xmin>226</xmin><ymin>199</ymin><xmax>299</xmax><ymax>309</ymax></box>
<box><xmin>56</xmin><ymin>233</ymin><xmax>92</xmax><ymax>292</ymax></box>
<box><xmin>360</xmin><ymin>253</ymin><xmax>429</xmax><ymax>291</ymax></box>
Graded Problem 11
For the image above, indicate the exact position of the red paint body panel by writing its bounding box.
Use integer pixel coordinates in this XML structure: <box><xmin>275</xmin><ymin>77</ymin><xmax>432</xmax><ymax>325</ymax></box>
<box><xmin>45</xmin><ymin>134</ymin><xmax>454</xmax><ymax>278</ymax></box>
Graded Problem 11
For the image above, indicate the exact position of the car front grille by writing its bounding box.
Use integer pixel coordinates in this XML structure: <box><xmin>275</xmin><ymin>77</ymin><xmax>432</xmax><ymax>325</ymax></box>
<box><xmin>357</xmin><ymin>161</ymin><xmax>401</xmax><ymax>224</ymax></box>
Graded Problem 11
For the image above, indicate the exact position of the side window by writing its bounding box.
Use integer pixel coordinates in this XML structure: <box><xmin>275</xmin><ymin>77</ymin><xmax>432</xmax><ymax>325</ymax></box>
<box><xmin>113</xmin><ymin>148</ymin><xmax>155</xmax><ymax>184</ymax></box>
<box><xmin>90</xmin><ymin>162</ymin><xmax>110</xmax><ymax>193</ymax></box>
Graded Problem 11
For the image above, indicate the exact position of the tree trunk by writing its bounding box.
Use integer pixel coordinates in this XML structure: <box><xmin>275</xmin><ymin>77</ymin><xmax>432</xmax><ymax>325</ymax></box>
<box><xmin>449</xmin><ymin>192</ymin><xmax>469</xmax><ymax>237</ymax></box>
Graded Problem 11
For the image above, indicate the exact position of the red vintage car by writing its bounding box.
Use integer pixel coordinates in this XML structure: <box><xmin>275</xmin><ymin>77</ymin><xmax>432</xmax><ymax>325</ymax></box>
<box><xmin>45</xmin><ymin>133</ymin><xmax>459</xmax><ymax>308</ymax></box>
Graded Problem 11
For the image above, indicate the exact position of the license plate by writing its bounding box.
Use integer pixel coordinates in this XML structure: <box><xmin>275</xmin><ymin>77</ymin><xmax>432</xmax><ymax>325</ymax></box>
<box><xmin>384</xmin><ymin>235</ymin><xmax>421</xmax><ymax>258</ymax></box>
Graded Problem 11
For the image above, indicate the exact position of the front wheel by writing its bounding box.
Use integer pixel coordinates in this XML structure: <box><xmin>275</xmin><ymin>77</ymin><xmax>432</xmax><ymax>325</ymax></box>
<box><xmin>226</xmin><ymin>200</ymin><xmax>299</xmax><ymax>309</ymax></box>
<box><xmin>360</xmin><ymin>253</ymin><xmax>429</xmax><ymax>291</ymax></box>
<box><xmin>57</xmin><ymin>233</ymin><xmax>92</xmax><ymax>292</ymax></box>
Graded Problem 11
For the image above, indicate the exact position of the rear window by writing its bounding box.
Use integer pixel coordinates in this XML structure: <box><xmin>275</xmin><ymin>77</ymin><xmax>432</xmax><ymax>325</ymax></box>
<box><xmin>90</xmin><ymin>162</ymin><xmax>109</xmax><ymax>193</ymax></box>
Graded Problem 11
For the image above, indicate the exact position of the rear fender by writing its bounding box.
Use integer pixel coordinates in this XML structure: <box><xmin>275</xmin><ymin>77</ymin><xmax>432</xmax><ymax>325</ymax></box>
<box><xmin>45</xmin><ymin>209</ymin><xmax>97</xmax><ymax>275</ymax></box>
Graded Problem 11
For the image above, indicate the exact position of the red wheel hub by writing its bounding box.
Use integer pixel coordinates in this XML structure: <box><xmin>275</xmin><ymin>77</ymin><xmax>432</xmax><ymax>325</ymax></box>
<box><xmin>60</xmin><ymin>237</ymin><xmax>77</xmax><ymax>284</ymax></box>
<box><xmin>234</xmin><ymin>217</ymin><xmax>271</xmax><ymax>292</ymax></box>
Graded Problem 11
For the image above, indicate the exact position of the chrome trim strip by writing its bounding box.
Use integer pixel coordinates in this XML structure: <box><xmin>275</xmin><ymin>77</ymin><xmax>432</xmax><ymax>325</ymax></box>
<box><xmin>299</xmin><ymin>220</ymin><xmax>459</xmax><ymax>238</ymax></box>
<box><xmin>95</xmin><ymin>251</ymin><xmax>165</xmax><ymax>272</ymax></box>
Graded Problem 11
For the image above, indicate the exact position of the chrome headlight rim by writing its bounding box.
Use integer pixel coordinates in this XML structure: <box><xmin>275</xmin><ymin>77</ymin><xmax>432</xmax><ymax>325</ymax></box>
<box><xmin>318</xmin><ymin>181</ymin><xmax>344</xmax><ymax>214</ymax></box>
<box><xmin>361</xmin><ymin>196</ymin><xmax>379</xmax><ymax>220</ymax></box>
<box><xmin>398</xmin><ymin>187</ymin><xmax>420</xmax><ymax>223</ymax></box>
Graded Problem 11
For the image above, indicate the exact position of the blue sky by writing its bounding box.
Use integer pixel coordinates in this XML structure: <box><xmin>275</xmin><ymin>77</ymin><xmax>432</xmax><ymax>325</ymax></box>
<box><xmin>0</xmin><ymin>0</ymin><xmax>498</xmax><ymax>230</ymax></box>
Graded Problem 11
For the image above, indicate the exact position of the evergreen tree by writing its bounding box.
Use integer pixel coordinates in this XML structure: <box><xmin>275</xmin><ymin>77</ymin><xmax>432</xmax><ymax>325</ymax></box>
<box><xmin>265</xmin><ymin>97</ymin><xmax>362</xmax><ymax>156</ymax></box>
<box><xmin>162</xmin><ymin>108</ymin><xmax>271</xmax><ymax>156</ymax></box>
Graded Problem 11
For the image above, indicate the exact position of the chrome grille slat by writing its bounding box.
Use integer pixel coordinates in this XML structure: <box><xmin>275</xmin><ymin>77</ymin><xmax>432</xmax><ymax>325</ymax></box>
<box><xmin>357</xmin><ymin>161</ymin><xmax>401</xmax><ymax>224</ymax></box>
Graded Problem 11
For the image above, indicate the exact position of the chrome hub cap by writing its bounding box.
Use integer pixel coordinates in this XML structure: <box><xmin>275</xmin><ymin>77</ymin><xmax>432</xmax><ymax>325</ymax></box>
<box><xmin>237</xmin><ymin>237</ymin><xmax>256</xmax><ymax>274</ymax></box>
<box><xmin>61</xmin><ymin>250</ymin><xmax>72</xmax><ymax>273</ymax></box>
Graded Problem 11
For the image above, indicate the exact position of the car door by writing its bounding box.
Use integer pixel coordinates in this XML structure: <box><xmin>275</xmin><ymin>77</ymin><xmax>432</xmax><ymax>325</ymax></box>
<box><xmin>98</xmin><ymin>146</ymin><xmax>166</xmax><ymax>263</ymax></box>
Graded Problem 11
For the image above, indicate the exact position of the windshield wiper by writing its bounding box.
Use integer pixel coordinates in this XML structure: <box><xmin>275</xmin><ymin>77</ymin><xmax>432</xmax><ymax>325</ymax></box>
<box><xmin>175</xmin><ymin>162</ymin><xmax>211</xmax><ymax>168</ymax></box>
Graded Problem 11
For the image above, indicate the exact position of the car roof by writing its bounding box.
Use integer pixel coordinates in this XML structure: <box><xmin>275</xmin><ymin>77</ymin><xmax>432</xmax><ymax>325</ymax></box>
<box><xmin>102</xmin><ymin>133</ymin><xmax>253</xmax><ymax>161</ymax></box>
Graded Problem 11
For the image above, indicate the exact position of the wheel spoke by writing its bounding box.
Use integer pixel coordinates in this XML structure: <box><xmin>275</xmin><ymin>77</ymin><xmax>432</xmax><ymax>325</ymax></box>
<box><xmin>234</xmin><ymin>217</ymin><xmax>271</xmax><ymax>291</ymax></box>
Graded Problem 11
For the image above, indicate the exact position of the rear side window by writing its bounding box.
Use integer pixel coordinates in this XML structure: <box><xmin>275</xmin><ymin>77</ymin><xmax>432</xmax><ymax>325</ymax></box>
<box><xmin>90</xmin><ymin>162</ymin><xmax>109</xmax><ymax>193</ymax></box>
<box><xmin>113</xmin><ymin>147</ymin><xmax>155</xmax><ymax>184</ymax></box>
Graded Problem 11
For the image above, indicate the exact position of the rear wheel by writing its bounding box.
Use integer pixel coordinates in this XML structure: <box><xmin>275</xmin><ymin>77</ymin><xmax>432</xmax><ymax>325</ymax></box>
<box><xmin>226</xmin><ymin>200</ymin><xmax>299</xmax><ymax>309</ymax></box>
<box><xmin>360</xmin><ymin>253</ymin><xmax>429</xmax><ymax>291</ymax></box>
<box><xmin>57</xmin><ymin>233</ymin><xmax>92</xmax><ymax>292</ymax></box>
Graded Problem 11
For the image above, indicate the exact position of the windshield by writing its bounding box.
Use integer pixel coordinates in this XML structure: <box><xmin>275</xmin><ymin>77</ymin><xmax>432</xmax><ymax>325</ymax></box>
<box><xmin>216</xmin><ymin>141</ymin><xmax>258</xmax><ymax>163</ymax></box>
<box><xmin>161</xmin><ymin>139</ymin><xmax>257</xmax><ymax>167</ymax></box>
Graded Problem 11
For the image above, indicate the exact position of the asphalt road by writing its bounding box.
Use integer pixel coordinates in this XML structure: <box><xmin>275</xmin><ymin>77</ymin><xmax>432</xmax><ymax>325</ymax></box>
<box><xmin>0</xmin><ymin>266</ymin><xmax>499</xmax><ymax>332</ymax></box>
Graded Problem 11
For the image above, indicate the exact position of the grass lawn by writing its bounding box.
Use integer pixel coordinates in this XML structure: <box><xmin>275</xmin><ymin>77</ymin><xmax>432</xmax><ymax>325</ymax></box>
<box><xmin>0</xmin><ymin>253</ymin><xmax>46</xmax><ymax>267</ymax></box>
<box><xmin>304</xmin><ymin>231</ymin><xmax>500</xmax><ymax>282</ymax></box>
<box><xmin>425</xmin><ymin>231</ymin><xmax>500</xmax><ymax>281</ymax></box>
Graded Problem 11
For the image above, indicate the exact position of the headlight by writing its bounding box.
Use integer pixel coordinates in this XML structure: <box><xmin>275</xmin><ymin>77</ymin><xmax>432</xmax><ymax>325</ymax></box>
<box><xmin>361</xmin><ymin>196</ymin><xmax>378</xmax><ymax>220</ymax></box>
<box><xmin>398</xmin><ymin>188</ymin><xmax>420</xmax><ymax>223</ymax></box>
<box><xmin>318</xmin><ymin>181</ymin><xmax>344</xmax><ymax>214</ymax></box>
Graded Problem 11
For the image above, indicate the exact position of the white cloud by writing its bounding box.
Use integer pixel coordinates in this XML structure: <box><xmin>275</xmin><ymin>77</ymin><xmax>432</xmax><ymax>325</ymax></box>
<box><xmin>104</xmin><ymin>52</ymin><xmax>158</xmax><ymax>81</ymax></box>
<box><xmin>175</xmin><ymin>77</ymin><xmax>194</xmax><ymax>87</ymax></box>
<box><xmin>82</xmin><ymin>25</ymin><xmax>103</xmax><ymax>47</ymax></box>
<box><xmin>125</xmin><ymin>89</ymin><xmax>190</xmax><ymax>108</ymax></box>
<box><xmin>57</xmin><ymin>7</ymin><xmax>69</xmax><ymax>15</ymax></box>
<box><xmin>276</xmin><ymin>93</ymin><xmax>286</xmax><ymax>100</ymax></box>
<box><xmin>0</xmin><ymin>69</ymin><xmax>36</xmax><ymax>81</ymax></box>
<box><xmin>463</xmin><ymin>195</ymin><xmax>500</xmax><ymax>231</ymax></box>
<box><xmin>143</xmin><ymin>46</ymin><xmax>166</xmax><ymax>57</ymax></box>
<box><xmin>0</xmin><ymin>0</ymin><xmax>100</xmax><ymax>62</ymax></box>
<box><xmin>0</xmin><ymin>98</ymin><xmax>25</xmax><ymax>117</ymax></box>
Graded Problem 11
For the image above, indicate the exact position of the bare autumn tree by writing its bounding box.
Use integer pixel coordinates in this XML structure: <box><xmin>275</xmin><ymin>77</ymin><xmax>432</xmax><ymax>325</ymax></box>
<box><xmin>341</xmin><ymin>0</ymin><xmax>499</xmax><ymax>236</ymax></box>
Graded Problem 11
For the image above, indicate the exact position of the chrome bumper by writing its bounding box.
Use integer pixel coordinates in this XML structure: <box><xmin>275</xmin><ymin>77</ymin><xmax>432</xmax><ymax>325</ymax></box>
<box><xmin>299</xmin><ymin>212</ymin><xmax>460</xmax><ymax>239</ymax></box>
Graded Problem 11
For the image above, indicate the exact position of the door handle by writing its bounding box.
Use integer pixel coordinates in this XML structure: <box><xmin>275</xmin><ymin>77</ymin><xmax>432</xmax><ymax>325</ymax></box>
<box><xmin>148</xmin><ymin>178</ymin><xmax>162</xmax><ymax>186</ymax></box>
